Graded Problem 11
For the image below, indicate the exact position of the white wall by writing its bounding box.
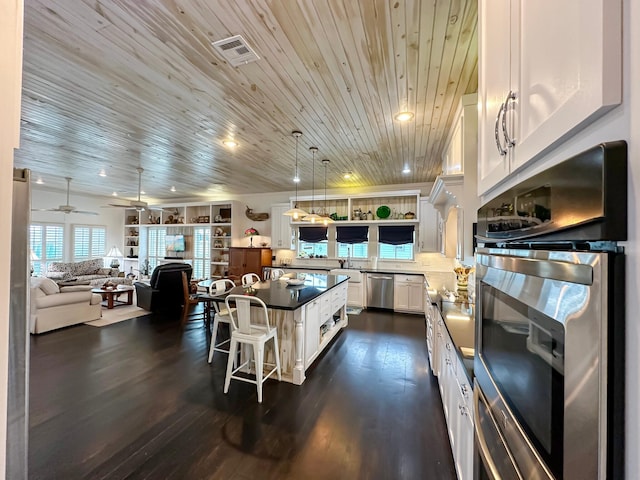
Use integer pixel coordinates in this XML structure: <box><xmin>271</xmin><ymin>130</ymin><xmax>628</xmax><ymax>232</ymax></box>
<box><xmin>0</xmin><ymin>1</ymin><xmax>23</xmax><ymax>477</ymax></box>
<box><xmin>30</xmin><ymin>188</ymin><xmax>124</xmax><ymax>263</ymax></box>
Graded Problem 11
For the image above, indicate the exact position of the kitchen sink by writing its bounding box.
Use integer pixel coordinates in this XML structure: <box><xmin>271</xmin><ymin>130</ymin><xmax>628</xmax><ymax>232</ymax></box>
<box><xmin>328</xmin><ymin>269</ymin><xmax>362</xmax><ymax>283</ymax></box>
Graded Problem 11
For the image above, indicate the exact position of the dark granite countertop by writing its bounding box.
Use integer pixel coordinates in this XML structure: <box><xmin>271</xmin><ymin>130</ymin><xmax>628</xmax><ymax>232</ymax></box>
<box><xmin>282</xmin><ymin>265</ymin><xmax>427</xmax><ymax>276</ymax></box>
<box><xmin>199</xmin><ymin>273</ymin><xmax>348</xmax><ymax>311</ymax></box>
<box><xmin>436</xmin><ymin>296</ymin><xmax>475</xmax><ymax>382</ymax></box>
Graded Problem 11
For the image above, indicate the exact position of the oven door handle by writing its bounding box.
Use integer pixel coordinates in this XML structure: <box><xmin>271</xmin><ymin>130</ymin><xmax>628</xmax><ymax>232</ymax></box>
<box><xmin>474</xmin><ymin>385</ymin><xmax>524</xmax><ymax>480</ymax></box>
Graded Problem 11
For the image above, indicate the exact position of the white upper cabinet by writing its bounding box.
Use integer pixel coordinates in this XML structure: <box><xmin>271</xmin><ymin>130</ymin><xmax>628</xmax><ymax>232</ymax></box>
<box><xmin>271</xmin><ymin>204</ymin><xmax>294</xmax><ymax>250</ymax></box>
<box><xmin>478</xmin><ymin>0</ymin><xmax>622</xmax><ymax>195</ymax></box>
<box><xmin>419</xmin><ymin>199</ymin><xmax>439</xmax><ymax>253</ymax></box>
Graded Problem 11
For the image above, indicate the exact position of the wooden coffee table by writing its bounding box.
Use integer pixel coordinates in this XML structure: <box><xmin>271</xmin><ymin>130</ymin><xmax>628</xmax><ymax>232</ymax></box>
<box><xmin>92</xmin><ymin>287</ymin><xmax>134</xmax><ymax>309</ymax></box>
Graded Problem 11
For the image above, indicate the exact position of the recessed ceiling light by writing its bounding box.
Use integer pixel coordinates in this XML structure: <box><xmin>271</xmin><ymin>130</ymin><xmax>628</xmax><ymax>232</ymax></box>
<box><xmin>36</xmin><ymin>177</ymin><xmax>44</xmax><ymax>185</ymax></box>
<box><xmin>99</xmin><ymin>169</ymin><xmax>107</xmax><ymax>177</ymax></box>
<box><xmin>222</xmin><ymin>139</ymin><xmax>238</xmax><ymax>148</ymax></box>
<box><xmin>394</xmin><ymin>111</ymin><xmax>414</xmax><ymax>122</ymax></box>
<box><xmin>293</xmin><ymin>175</ymin><xmax>300</xmax><ymax>183</ymax></box>
<box><xmin>402</xmin><ymin>167</ymin><xmax>411</xmax><ymax>174</ymax></box>
<box><xmin>140</xmin><ymin>190</ymin><xmax>146</xmax><ymax>195</ymax></box>
<box><xmin>343</xmin><ymin>172</ymin><xmax>352</xmax><ymax>180</ymax></box>
<box><xmin>170</xmin><ymin>186</ymin><xmax>176</xmax><ymax>192</ymax></box>
<box><xmin>112</xmin><ymin>191</ymin><xmax>118</xmax><ymax>196</ymax></box>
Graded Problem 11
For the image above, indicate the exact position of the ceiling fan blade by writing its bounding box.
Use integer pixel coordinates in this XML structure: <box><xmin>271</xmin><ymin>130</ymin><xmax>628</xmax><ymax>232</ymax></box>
<box><xmin>105</xmin><ymin>203</ymin><xmax>133</xmax><ymax>208</ymax></box>
<box><xmin>31</xmin><ymin>208</ymin><xmax>61</xmax><ymax>212</ymax></box>
<box><xmin>72</xmin><ymin>210</ymin><xmax>100</xmax><ymax>215</ymax></box>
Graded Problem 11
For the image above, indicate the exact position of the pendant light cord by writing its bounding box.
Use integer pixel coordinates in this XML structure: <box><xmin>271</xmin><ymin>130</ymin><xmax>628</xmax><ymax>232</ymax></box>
<box><xmin>309</xmin><ymin>146</ymin><xmax>318</xmax><ymax>214</ymax></box>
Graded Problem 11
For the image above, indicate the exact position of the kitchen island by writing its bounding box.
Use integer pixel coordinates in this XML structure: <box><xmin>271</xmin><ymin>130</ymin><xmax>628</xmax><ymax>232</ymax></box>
<box><xmin>202</xmin><ymin>273</ymin><xmax>349</xmax><ymax>385</ymax></box>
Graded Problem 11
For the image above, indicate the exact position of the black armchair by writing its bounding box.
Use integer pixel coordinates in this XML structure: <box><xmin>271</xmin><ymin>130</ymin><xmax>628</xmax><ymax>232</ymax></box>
<box><xmin>134</xmin><ymin>262</ymin><xmax>193</xmax><ymax>312</ymax></box>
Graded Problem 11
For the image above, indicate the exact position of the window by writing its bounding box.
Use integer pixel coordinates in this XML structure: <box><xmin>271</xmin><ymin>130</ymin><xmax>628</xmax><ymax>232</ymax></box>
<box><xmin>147</xmin><ymin>228</ymin><xmax>167</xmax><ymax>271</ymax></box>
<box><xmin>378</xmin><ymin>225</ymin><xmax>415</xmax><ymax>260</ymax></box>
<box><xmin>336</xmin><ymin>226</ymin><xmax>369</xmax><ymax>258</ymax></box>
<box><xmin>73</xmin><ymin>225</ymin><xmax>106</xmax><ymax>261</ymax></box>
<box><xmin>30</xmin><ymin>223</ymin><xmax>64</xmax><ymax>276</ymax></box>
<box><xmin>297</xmin><ymin>226</ymin><xmax>328</xmax><ymax>258</ymax></box>
<box><xmin>192</xmin><ymin>227</ymin><xmax>210</xmax><ymax>280</ymax></box>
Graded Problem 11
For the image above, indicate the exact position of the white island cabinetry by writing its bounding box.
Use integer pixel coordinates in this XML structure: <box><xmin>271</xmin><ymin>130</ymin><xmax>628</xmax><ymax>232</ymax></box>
<box><xmin>303</xmin><ymin>280</ymin><xmax>347</xmax><ymax>370</ymax></box>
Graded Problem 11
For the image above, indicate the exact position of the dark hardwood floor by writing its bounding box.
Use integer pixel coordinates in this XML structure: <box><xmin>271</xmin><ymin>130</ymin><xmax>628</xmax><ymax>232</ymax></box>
<box><xmin>29</xmin><ymin>308</ymin><xmax>456</xmax><ymax>480</ymax></box>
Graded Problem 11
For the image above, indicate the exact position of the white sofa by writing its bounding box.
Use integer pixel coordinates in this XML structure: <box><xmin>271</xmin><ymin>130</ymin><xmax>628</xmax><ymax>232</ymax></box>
<box><xmin>30</xmin><ymin>277</ymin><xmax>102</xmax><ymax>334</ymax></box>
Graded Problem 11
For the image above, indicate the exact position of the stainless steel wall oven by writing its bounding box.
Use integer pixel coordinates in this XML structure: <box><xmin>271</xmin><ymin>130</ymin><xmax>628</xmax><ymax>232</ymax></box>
<box><xmin>474</xmin><ymin>142</ymin><xmax>626</xmax><ymax>480</ymax></box>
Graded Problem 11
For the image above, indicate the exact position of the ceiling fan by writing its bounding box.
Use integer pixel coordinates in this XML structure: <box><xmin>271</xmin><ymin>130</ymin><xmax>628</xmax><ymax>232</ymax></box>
<box><xmin>32</xmin><ymin>177</ymin><xmax>99</xmax><ymax>215</ymax></box>
<box><xmin>107</xmin><ymin>167</ymin><xmax>148</xmax><ymax>211</ymax></box>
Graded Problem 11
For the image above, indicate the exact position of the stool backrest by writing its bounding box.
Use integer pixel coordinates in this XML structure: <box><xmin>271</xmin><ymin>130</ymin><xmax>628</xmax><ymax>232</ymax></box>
<box><xmin>270</xmin><ymin>269</ymin><xmax>285</xmax><ymax>281</ymax></box>
<box><xmin>209</xmin><ymin>278</ymin><xmax>236</xmax><ymax>296</ymax></box>
<box><xmin>225</xmin><ymin>294</ymin><xmax>271</xmax><ymax>334</ymax></box>
<box><xmin>241</xmin><ymin>273</ymin><xmax>261</xmax><ymax>287</ymax></box>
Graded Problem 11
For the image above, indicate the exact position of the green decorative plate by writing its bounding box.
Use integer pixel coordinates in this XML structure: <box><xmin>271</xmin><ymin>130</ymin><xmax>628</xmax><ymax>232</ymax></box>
<box><xmin>376</xmin><ymin>205</ymin><xmax>391</xmax><ymax>219</ymax></box>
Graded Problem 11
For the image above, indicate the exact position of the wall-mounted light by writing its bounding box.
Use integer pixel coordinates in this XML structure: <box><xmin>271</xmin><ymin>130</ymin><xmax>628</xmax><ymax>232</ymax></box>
<box><xmin>394</xmin><ymin>111</ymin><xmax>414</xmax><ymax>122</ymax></box>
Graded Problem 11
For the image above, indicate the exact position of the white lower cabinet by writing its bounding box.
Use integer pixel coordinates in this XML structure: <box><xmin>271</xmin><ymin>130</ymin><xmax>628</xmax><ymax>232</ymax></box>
<box><xmin>346</xmin><ymin>281</ymin><xmax>363</xmax><ymax>308</ymax></box>
<box><xmin>393</xmin><ymin>274</ymin><xmax>425</xmax><ymax>313</ymax></box>
<box><xmin>436</xmin><ymin>313</ymin><xmax>474</xmax><ymax>480</ymax></box>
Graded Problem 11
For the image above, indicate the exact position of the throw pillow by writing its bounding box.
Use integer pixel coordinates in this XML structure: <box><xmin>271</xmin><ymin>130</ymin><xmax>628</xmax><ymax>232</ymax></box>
<box><xmin>97</xmin><ymin>268</ymin><xmax>113</xmax><ymax>276</ymax></box>
<box><xmin>32</xmin><ymin>277</ymin><xmax>60</xmax><ymax>295</ymax></box>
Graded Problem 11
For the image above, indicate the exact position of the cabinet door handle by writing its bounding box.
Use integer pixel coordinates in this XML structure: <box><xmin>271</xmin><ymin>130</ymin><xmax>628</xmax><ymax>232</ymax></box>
<box><xmin>494</xmin><ymin>102</ymin><xmax>508</xmax><ymax>156</ymax></box>
<box><xmin>502</xmin><ymin>90</ymin><xmax>517</xmax><ymax>148</ymax></box>
<box><xmin>460</xmin><ymin>383</ymin><xmax>469</xmax><ymax>397</ymax></box>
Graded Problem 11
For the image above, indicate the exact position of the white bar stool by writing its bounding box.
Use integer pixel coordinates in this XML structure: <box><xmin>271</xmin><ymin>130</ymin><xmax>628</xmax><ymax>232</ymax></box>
<box><xmin>223</xmin><ymin>295</ymin><xmax>281</xmax><ymax>403</ymax></box>
<box><xmin>207</xmin><ymin>279</ymin><xmax>237</xmax><ymax>363</ymax></box>
<box><xmin>241</xmin><ymin>273</ymin><xmax>261</xmax><ymax>287</ymax></box>
<box><xmin>270</xmin><ymin>268</ymin><xmax>285</xmax><ymax>280</ymax></box>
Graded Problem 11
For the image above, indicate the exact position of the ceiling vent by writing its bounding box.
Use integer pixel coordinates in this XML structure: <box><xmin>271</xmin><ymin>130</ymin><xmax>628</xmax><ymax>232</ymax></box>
<box><xmin>211</xmin><ymin>35</ymin><xmax>260</xmax><ymax>67</ymax></box>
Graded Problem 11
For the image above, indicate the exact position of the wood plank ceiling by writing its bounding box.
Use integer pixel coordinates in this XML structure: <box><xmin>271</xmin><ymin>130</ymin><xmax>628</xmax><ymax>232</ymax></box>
<box><xmin>16</xmin><ymin>0</ymin><xmax>477</xmax><ymax>202</ymax></box>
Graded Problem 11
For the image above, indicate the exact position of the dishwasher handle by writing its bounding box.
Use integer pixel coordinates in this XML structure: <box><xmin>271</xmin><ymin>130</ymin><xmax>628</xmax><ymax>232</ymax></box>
<box><xmin>368</xmin><ymin>275</ymin><xmax>394</xmax><ymax>280</ymax></box>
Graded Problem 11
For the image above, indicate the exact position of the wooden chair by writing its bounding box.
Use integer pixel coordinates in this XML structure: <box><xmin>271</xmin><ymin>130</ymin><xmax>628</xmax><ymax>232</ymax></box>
<box><xmin>241</xmin><ymin>273</ymin><xmax>261</xmax><ymax>287</ymax></box>
<box><xmin>180</xmin><ymin>271</ymin><xmax>208</xmax><ymax>325</ymax></box>
<box><xmin>207</xmin><ymin>278</ymin><xmax>238</xmax><ymax>363</ymax></box>
<box><xmin>223</xmin><ymin>295</ymin><xmax>281</xmax><ymax>403</ymax></box>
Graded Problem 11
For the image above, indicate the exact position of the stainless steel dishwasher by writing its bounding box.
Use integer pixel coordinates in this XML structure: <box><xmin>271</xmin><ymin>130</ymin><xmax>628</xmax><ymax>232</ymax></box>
<box><xmin>366</xmin><ymin>273</ymin><xmax>394</xmax><ymax>309</ymax></box>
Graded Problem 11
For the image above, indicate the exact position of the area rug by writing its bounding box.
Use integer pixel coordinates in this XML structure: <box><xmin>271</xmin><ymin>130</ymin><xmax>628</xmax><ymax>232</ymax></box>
<box><xmin>85</xmin><ymin>304</ymin><xmax>149</xmax><ymax>327</ymax></box>
<box><xmin>346</xmin><ymin>306</ymin><xmax>363</xmax><ymax>315</ymax></box>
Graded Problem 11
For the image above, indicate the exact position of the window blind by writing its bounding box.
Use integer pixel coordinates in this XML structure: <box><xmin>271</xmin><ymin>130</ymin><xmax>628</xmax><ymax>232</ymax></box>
<box><xmin>336</xmin><ymin>226</ymin><xmax>369</xmax><ymax>244</ymax></box>
<box><xmin>379</xmin><ymin>225</ymin><xmax>415</xmax><ymax>245</ymax></box>
<box><xmin>299</xmin><ymin>226</ymin><xmax>328</xmax><ymax>243</ymax></box>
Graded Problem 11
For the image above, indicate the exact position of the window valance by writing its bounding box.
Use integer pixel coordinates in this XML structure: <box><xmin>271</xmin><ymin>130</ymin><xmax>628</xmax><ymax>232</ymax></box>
<box><xmin>336</xmin><ymin>226</ymin><xmax>369</xmax><ymax>244</ymax></box>
<box><xmin>378</xmin><ymin>225</ymin><xmax>415</xmax><ymax>245</ymax></box>
<box><xmin>298</xmin><ymin>226</ymin><xmax>328</xmax><ymax>243</ymax></box>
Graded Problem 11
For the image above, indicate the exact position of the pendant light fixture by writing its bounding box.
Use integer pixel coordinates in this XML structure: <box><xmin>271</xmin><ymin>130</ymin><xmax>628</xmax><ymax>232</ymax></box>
<box><xmin>283</xmin><ymin>130</ymin><xmax>308</xmax><ymax>220</ymax></box>
<box><xmin>321</xmin><ymin>159</ymin><xmax>334</xmax><ymax>225</ymax></box>
<box><xmin>303</xmin><ymin>146</ymin><xmax>321</xmax><ymax>223</ymax></box>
